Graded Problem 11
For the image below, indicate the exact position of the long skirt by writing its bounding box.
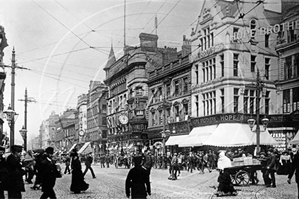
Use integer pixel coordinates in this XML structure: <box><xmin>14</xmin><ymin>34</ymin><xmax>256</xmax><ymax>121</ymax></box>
<box><xmin>70</xmin><ymin>169</ymin><xmax>89</xmax><ymax>193</ymax></box>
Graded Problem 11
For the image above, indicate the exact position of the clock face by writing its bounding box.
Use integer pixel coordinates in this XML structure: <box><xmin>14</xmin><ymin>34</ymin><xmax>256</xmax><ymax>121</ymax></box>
<box><xmin>79</xmin><ymin>130</ymin><xmax>85</xmax><ymax>136</ymax></box>
<box><xmin>119</xmin><ymin>115</ymin><xmax>128</xmax><ymax>125</ymax></box>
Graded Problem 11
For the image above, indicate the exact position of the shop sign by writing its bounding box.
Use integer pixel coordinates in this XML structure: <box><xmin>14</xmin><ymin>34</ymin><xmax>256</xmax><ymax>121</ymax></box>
<box><xmin>231</xmin><ymin>20</ymin><xmax>299</xmax><ymax>42</ymax></box>
<box><xmin>191</xmin><ymin>43</ymin><xmax>224</xmax><ymax>62</ymax></box>
<box><xmin>191</xmin><ymin>113</ymin><xmax>252</xmax><ymax>126</ymax></box>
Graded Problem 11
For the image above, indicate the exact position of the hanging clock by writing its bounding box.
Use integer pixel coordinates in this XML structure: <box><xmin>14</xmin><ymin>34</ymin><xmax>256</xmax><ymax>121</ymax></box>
<box><xmin>119</xmin><ymin>114</ymin><xmax>129</xmax><ymax>125</ymax></box>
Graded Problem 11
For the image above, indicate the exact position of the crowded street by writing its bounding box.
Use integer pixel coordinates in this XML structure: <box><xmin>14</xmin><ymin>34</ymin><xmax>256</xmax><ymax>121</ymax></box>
<box><xmin>1</xmin><ymin>0</ymin><xmax>299</xmax><ymax>199</ymax></box>
<box><xmin>21</xmin><ymin>163</ymin><xmax>298</xmax><ymax>199</ymax></box>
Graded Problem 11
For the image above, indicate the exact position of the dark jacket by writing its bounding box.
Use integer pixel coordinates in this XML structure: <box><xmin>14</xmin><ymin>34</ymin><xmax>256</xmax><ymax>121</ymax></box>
<box><xmin>288</xmin><ymin>151</ymin><xmax>299</xmax><ymax>184</ymax></box>
<box><xmin>142</xmin><ymin>155</ymin><xmax>153</xmax><ymax>170</ymax></box>
<box><xmin>4</xmin><ymin>154</ymin><xmax>25</xmax><ymax>192</ymax></box>
<box><xmin>266</xmin><ymin>153</ymin><xmax>277</xmax><ymax>171</ymax></box>
<box><xmin>40</xmin><ymin>157</ymin><xmax>57</xmax><ymax>192</ymax></box>
<box><xmin>125</xmin><ymin>165</ymin><xmax>150</xmax><ymax>199</ymax></box>
<box><xmin>85</xmin><ymin>156</ymin><xmax>93</xmax><ymax>167</ymax></box>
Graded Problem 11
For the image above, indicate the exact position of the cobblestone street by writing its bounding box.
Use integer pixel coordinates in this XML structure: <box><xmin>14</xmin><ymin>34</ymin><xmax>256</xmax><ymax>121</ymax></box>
<box><xmin>20</xmin><ymin>164</ymin><xmax>298</xmax><ymax>199</ymax></box>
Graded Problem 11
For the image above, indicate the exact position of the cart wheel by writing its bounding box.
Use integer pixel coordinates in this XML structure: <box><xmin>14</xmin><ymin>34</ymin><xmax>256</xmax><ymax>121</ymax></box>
<box><xmin>235</xmin><ymin>170</ymin><xmax>250</xmax><ymax>186</ymax></box>
<box><xmin>230</xmin><ymin>174</ymin><xmax>236</xmax><ymax>185</ymax></box>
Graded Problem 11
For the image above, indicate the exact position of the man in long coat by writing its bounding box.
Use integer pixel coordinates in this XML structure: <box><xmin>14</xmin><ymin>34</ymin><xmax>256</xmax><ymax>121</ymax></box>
<box><xmin>125</xmin><ymin>156</ymin><xmax>151</xmax><ymax>199</ymax></box>
<box><xmin>288</xmin><ymin>148</ymin><xmax>299</xmax><ymax>196</ymax></box>
<box><xmin>5</xmin><ymin>145</ymin><xmax>25</xmax><ymax>199</ymax></box>
<box><xmin>40</xmin><ymin>147</ymin><xmax>58</xmax><ymax>199</ymax></box>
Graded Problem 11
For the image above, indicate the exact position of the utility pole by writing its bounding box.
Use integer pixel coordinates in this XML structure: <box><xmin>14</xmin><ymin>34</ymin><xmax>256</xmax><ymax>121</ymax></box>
<box><xmin>255</xmin><ymin>70</ymin><xmax>262</xmax><ymax>154</ymax></box>
<box><xmin>3</xmin><ymin>48</ymin><xmax>30</xmax><ymax>147</ymax></box>
<box><xmin>18</xmin><ymin>88</ymin><xmax>36</xmax><ymax>151</ymax></box>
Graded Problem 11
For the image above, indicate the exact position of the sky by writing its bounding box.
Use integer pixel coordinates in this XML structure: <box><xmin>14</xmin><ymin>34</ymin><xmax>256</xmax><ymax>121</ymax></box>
<box><xmin>0</xmin><ymin>0</ymin><xmax>280</xmax><ymax>146</ymax></box>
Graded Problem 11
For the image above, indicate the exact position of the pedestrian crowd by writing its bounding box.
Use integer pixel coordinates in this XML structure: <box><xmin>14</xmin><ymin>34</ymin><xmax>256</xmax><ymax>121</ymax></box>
<box><xmin>0</xmin><ymin>144</ymin><xmax>297</xmax><ymax>199</ymax></box>
<box><xmin>0</xmin><ymin>144</ymin><xmax>98</xmax><ymax>199</ymax></box>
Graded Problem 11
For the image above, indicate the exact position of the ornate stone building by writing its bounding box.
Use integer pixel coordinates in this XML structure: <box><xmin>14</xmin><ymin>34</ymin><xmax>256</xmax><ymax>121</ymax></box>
<box><xmin>273</xmin><ymin>0</ymin><xmax>299</xmax><ymax>150</ymax></box>
<box><xmin>104</xmin><ymin>33</ymin><xmax>178</xmax><ymax>152</ymax></box>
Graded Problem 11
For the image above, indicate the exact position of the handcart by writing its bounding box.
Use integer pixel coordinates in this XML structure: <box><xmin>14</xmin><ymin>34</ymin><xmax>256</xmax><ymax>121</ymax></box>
<box><xmin>226</xmin><ymin>164</ymin><xmax>261</xmax><ymax>186</ymax></box>
<box><xmin>227</xmin><ymin>157</ymin><xmax>261</xmax><ymax>186</ymax></box>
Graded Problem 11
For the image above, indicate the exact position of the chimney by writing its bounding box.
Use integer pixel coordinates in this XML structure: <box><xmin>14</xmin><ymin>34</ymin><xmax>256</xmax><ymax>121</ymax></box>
<box><xmin>139</xmin><ymin>33</ymin><xmax>158</xmax><ymax>52</ymax></box>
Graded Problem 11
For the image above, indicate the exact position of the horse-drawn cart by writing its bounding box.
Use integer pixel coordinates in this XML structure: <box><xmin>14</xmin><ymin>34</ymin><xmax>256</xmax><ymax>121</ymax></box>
<box><xmin>227</xmin><ymin>157</ymin><xmax>261</xmax><ymax>186</ymax></box>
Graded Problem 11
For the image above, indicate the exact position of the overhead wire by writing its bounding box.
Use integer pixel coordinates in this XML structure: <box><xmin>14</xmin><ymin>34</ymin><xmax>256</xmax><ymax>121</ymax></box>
<box><xmin>18</xmin><ymin>47</ymin><xmax>90</xmax><ymax>64</ymax></box>
<box><xmin>32</xmin><ymin>0</ymin><xmax>98</xmax><ymax>50</ymax></box>
<box><xmin>150</xmin><ymin>0</ymin><xmax>182</xmax><ymax>34</ymax></box>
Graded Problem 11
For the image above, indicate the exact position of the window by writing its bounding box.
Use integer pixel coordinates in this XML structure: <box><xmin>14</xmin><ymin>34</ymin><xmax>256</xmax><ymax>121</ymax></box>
<box><xmin>233</xmin><ymin>27</ymin><xmax>239</xmax><ymax>41</ymax></box>
<box><xmin>233</xmin><ymin>54</ymin><xmax>239</xmax><ymax>76</ymax></box>
<box><xmin>158</xmin><ymin>87</ymin><xmax>162</xmax><ymax>101</ymax></box>
<box><xmin>220</xmin><ymin>89</ymin><xmax>225</xmax><ymax>113</ymax></box>
<box><xmin>183</xmin><ymin>104</ymin><xmax>188</xmax><ymax>116</ymax></box>
<box><xmin>203</xmin><ymin>91</ymin><xmax>216</xmax><ymax>116</ymax></box>
<box><xmin>265</xmin><ymin>34</ymin><xmax>270</xmax><ymax>47</ymax></box>
<box><xmin>175</xmin><ymin>106</ymin><xmax>180</xmax><ymax>116</ymax></box>
<box><xmin>166</xmin><ymin>84</ymin><xmax>171</xmax><ymax>97</ymax></box>
<box><xmin>283</xmin><ymin>89</ymin><xmax>290</xmax><ymax>113</ymax></box>
<box><xmin>251</xmin><ymin>55</ymin><xmax>256</xmax><ymax>72</ymax></box>
<box><xmin>174</xmin><ymin>80</ymin><xmax>180</xmax><ymax>96</ymax></box>
<box><xmin>250</xmin><ymin>90</ymin><xmax>255</xmax><ymax>114</ymax></box>
<box><xmin>287</xmin><ymin>21</ymin><xmax>297</xmax><ymax>43</ymax></box>
<box><xmin>195</xmin><ymin>65</ymin><xmax>199</xmax><ymax>84</ymax></box>
<box><xmin>265</xmin><ymin>91</ymin><xmax>270</xmax><ymax>115</ymax></box>
<box><xmin>151</xmin><ymin>112</ymin><xmax>155</xmax><ymax>126</ymax></box>
<box><xmin>250</xmin><ymin>19</ymin><xmax>257</xmax><ymax>41</ymax></box>
<box><xmin>234</xmin><ymin>88</ymin><xmax>239</xmax><ymax>113</ymax></box>
<box><xmin>292</xmin><ymin>87</ymin><xmax>299</xmax><ymax>111</ymax></box>
<box><xmin>195</xmin><ymin>95</ymin><xmax>199</xmax><ymax>117</ymax></box>
<box><xmin>183</xmin><ymin>77</ymin><xmax>189</xmax><ymax>94</ymax></box>
<box><xmin>243</xmin><ymin>94</ymin><xmax>248</xmax><ymax>114</ymax></box>
<box><xmin>220</xmin><ymin>54</ymin><xmax>224</xmax><ymax>77</ymax></box>
<box><xmin>294</xmin><ymin>54</ymin><xmax>299</xmax><ymax>78</ymax></box>
<box><xmin>265</xmin><ymin>58</ymin><xmax>270</xmax><ymax>80</ymax></box>
<box><xmin>285</xmin><ymin>56</ymin><xmax>293</xmax><ymax>79</ymax></box>
<box><xmin>159</xmin><ymin>110</ymin><xmax>163</xmax><ymax>125</ymax></box>
<box><xmin>136</xmin><ymin>86</ymin><xmax>143</xmax><ymax>96</ymax></box>
<box><xmin>102</xmin><ymin>117</ymin><xmax>107</xmax><ymax>125</ymax></box>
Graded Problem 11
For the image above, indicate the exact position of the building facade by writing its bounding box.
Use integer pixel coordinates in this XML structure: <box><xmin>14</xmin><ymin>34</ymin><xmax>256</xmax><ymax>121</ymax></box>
<box><xmin>98</xmin><ymin>89</ymin><xmax>108</xmax><ymax>155</ymax></box>
<box><xmin>77</xmin><ymin>94</ymin><xmax>88</xmax><ymax>146</ymax></box>
<box><xmin>147</xmin><ymin>35</ymin><xmax>192</xmax><ymax>154</ymax></box>
<box><xmin>86</xmin><ymin>81</ymin><xmax>106</xmax><ymax>157</ymax></box>
<box><xmin>104</xmin><ymin>33</ymin><xmax>178</xmax><ymax>153</ymax></box>
<box><xmin>273</xmin><ymin>0</ymin><xmax>299</xmax><ymax>150</ymax></box>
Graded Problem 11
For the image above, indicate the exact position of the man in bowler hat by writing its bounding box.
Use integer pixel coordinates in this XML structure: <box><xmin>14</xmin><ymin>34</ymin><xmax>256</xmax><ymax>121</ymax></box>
<box><xmin>125</xmin><ymin>156</ymin><xmax>151</xmax><ymax>199</ymax></box>
<box><xmin>40</xmin><ymin>147</ymin><xmax>58</xmax><ymax>199</ymax></box>
<box><xmin>5</xmin><ymin>145</ymin><xmax>25</xmax><ymax>199</ymax></box>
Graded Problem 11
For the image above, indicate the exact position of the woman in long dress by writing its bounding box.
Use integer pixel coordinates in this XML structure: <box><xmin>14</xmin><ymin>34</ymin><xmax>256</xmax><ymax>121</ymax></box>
<box><xmin>70</xmin><ymin>149</ymin><xmax>89</xmax><ymax>194</ymax></box>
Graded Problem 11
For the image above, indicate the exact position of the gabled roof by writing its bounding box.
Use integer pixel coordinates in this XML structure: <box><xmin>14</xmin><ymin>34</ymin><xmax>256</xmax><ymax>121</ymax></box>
<box><xmin>104</xmin><ymin>45</ymin><xmax>116</xmax><ymax>70</ymax></box>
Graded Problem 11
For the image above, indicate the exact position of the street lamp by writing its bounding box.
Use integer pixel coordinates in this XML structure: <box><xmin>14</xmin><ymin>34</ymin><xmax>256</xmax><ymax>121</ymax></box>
<box><xmin>19</xmin><ymin>126</ymin><xmax>27</xmax><ymax>150</ymax></box>
<box><xmin>3</xmin><ymin>104</ymin><xmax>18</xmax><ymax>148</ymax></box>
<box><xmin>161</xmin><ymin>129</ymin><xmax>170</xmax><ymax>155</ymax></box>
<box><xmin>247</xmin><ymin>115</ymin><xmax>269</xmax><ymax>155</ymax></box>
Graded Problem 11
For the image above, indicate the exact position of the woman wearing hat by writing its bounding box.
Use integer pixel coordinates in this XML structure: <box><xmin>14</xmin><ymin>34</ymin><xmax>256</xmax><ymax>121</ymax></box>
<box><xmin>70</xmin><ymin>149</ymin><xmax>89</xmax><ymax>194</ymax></box>
<box><xmin>215</xmin><ymin>151</ymin><xmax>237</xmax><ymax>197</ymax></box>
